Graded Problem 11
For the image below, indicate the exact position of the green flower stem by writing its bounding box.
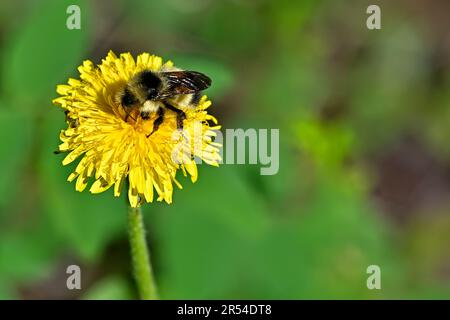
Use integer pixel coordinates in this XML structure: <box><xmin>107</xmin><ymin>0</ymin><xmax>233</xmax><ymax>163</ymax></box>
<box><xmin>128</xmin><ymin>205</ymin><xmax>159</xmax><ymax>300</ymax></box>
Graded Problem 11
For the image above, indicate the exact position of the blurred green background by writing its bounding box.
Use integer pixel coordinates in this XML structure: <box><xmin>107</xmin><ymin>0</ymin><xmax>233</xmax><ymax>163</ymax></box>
<box><xmin>1</xmin><ymin>0</ymin><xmax>450</xmax><ymax>299</ymax></box>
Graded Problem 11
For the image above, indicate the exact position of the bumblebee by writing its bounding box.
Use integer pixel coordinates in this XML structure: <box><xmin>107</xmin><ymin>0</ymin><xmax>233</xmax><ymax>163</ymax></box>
<box><xmin>117</xmin><ymin>67</ymin><xmax>211</xmax><ymax>136</ymax></box>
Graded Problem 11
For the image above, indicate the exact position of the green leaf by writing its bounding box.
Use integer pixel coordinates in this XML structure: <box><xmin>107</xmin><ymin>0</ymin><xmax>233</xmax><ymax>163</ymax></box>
<box><xmin>295</xmin><ymin>118</ymin><xmax>355</xmax><ymax>169</ymax></box>
<box><xmin>267</xmin><ymin>0</ymin><xmax>321</xmax><ymax>43</ymax></box>
<box><xmin>0</xmin><ymin>108</ymin><xmax>33</xmax><ymax>211</ymax></box>
<box><xmin>196</xmin><ymin>3</ymin><xmax>264</xmax><ymax>55</ymax></box>
<box><xmin>147</xmin><ymin>165</ymin><xmax>271</xmax><ymax>298</ymax></box>
<box><xmin>0</xmin><ymin>284</ymin><xmax>15</xmax><ymax>300</ymax></box>
<box><xmin>0</xmin><ymin>199</ymin><xmax>62</xmax><ymax>290</ymax></box>
<box><xmin>253</xmin><ymin>173</ymin><xmax>402</xmax><ymax>299</ymax></box>
<box><xmin>0</xmin><ymin>222</ymin><xmax>58</xmax><ymax>284</ymax></box>
<box><xmin>1</xmin><ymin>0</ymin><xmax>89</xmax><ymax>106</ymax></box>
<box><xmin>38</xmin><ymin>110</ymin><xmax>126</xmax><ymax>261</ymax></box>
<box><xmin>158</xmin><ymin>165</ymin><xmax>270</xmax><ymax>238</ymax></box>
<box><xmin>83</xmin><ymin>276</ymin><xmax>133</xmax><ymax>300</ymax></box>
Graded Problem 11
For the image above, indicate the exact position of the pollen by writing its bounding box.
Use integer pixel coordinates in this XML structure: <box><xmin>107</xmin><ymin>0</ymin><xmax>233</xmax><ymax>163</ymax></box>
<box><xmin>53</xmin><ymin>51</ymin><xmax>222</xmax><ymax>207</ymax></box>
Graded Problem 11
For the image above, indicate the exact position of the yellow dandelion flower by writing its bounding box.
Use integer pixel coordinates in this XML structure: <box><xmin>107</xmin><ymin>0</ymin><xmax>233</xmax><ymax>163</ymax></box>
<box><xmin>53</xmin><ymin>51</ymin><xmax>222</xmax><ymax>207</ymax></box>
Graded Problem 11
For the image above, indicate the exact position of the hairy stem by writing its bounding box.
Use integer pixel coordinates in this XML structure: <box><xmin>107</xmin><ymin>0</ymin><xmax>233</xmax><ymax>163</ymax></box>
<box><xmin>128</xmin><ymin>205</ymin><xmax>158</xmax><ymax>300</ymax></box>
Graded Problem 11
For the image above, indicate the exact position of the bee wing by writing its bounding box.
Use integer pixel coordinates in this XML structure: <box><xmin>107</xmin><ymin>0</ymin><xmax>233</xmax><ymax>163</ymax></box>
<box><xmin>159</xmin><ymin>71</ymin><xmax>211</xmax><ymax>97</ymax></box>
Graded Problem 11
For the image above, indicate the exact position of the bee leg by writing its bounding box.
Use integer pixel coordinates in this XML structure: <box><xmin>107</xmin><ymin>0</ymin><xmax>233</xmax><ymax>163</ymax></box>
<box><xmin>122</xmin><ymin>106</ymin><xmax>137</xmax><ymax>123</ymax></box>
<box><xmin>163</xmin><ymin>102</ymin><xmax>186</xmax><ymax>131</ymax></box>
<box><xmin>146</xmin><ymin>107</ymin><xmax>164</xmax><ymax>137</ymax></box>
<box><xmin>140</xmin><ymin>111</ymin><xmax>150</xmax><ymax>120</ymax></box>
<box><xmin>177</xmin><ymin>111</ymin><xmax>187</xmax><ymax>132</ymax></box>
<box><xmin>125</xmin><ymin>112</ymin><xmax>137</xmax><ymax>122</ymax></box>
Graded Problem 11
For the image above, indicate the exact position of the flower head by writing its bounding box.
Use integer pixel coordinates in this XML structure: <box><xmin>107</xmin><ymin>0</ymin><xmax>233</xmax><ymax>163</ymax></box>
<box><xmin>53</xmin><ymin>51</ymin><xmax>221</xmax><ymax>207</ymax></box>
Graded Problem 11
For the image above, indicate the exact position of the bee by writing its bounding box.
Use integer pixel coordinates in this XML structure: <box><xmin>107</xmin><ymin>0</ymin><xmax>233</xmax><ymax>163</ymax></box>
<box><xmin>117</xmin><ymin>67</ymin><xmax>211</xmax><ymax>136</ymax></box>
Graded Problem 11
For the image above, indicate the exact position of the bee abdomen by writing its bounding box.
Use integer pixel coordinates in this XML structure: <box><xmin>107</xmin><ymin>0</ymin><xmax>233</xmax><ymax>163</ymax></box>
<box><xmin>168</xmin><ymin>92</ymin><xmax>202</xmax><ymax>110</ymax></box>
<box><xmin>191</xmin><ymin>91</ymin><xmax>201</xmax><ymax>106</ymax></box>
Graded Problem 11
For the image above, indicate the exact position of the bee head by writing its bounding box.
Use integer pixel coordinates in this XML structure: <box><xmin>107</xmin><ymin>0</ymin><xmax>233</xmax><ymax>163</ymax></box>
<box><xmin>146</xmin><ymin>87</ymin><xmax>157</xmax><ymax>100</ymax></box>
<box><xmin>138</xmin><ymin>70</ymin><xmax>161</xmax><ymax>100</ymax></box>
